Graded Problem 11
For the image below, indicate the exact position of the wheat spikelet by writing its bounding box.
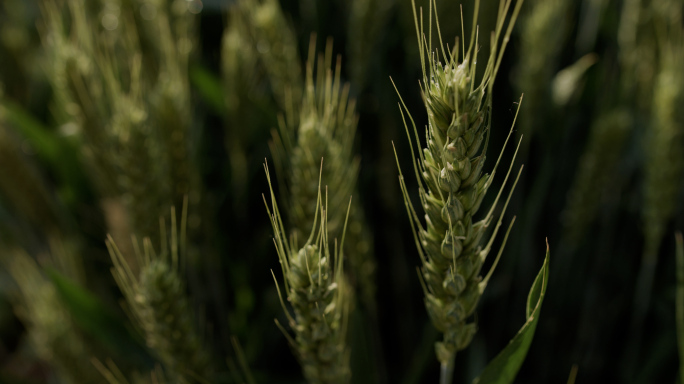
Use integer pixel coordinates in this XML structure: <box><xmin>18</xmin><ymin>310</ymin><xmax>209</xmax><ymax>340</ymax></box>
<box><xmin>107</xmin><ymin>203</ymin><xmax>211</xmax><ymax>383</ymax></box>
<box><xmin>393</xmin><ymin>0</ymin><xmax>523</xmax><ymax>380</ymax></box>
<box><xmin>264</xmin><ymin>163</ymin><xmax>352</xmax><ymax>384</ymax></box>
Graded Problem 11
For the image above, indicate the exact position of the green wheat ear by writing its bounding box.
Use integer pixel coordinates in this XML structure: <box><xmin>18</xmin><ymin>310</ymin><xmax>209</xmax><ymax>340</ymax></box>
<box><xmin>270</xmin><ymin>38</ymin><xmax>376</xmax><ymax>311</ymax></box>
<box><xmin>264</xmin><ymin>161</ymin><xmax>352</xmax><ymax>384</ymax></box>
<box><xmin>393</xmin><ymin>0</ymin><xmax>523</xmax><ymax>382</ymax></box>
<box><xmin>106</xmin><ymin>199</ymin><xmax>211</xmax><ymax>384</ymax></box>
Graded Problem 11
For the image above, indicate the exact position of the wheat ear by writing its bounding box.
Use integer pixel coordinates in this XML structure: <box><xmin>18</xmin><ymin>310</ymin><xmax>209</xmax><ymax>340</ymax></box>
<box><xmin>264</xmin><ymin>161</ymin><xmax>352</xmax><ymax>384</ymax></box>
<box><xmin>393</xmin><ymin>0</ymin><xmax>523</xmax><ymax>382</ymax></box>
<box><xmin>39</xmin><ymin>0</ymin><xmax>198</xmax><ymax>241</ymax></box>
<box><xmin>106</xmin><ymin>201</ymin><xmax>211</xmax><ymax>383</ymax></box>
<box><xmin>270</xmin><ymin>38</ymin><xmax>376</xmax><ymax>310</ymax></box>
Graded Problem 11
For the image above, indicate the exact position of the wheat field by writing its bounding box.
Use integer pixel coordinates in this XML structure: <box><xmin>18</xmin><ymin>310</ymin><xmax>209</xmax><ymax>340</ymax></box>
<box><xmin>0</xmin><ymin>0</ymin><xmax>683</xmax><ymax>383</ymax></box>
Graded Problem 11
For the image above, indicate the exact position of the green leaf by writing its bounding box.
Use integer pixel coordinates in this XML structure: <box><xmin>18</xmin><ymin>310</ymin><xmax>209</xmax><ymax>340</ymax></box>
<box><xmin>473</xmin><ymin>243</ymin><xmax>550</xmax><ymax>384</ymax></box>
<box><xmin>190</xmin><ymin>65</ymin><xmax>225</xmax><ymax>114</ymax></box>
<box><xmin>2</xmin><ymin>100</ymin><xmax>92</xmax><ymax>206</ymax></box>
<box><xmin>44</xmin><ymin>268</ymin><xmax>153</xmax><ymax>367</ymax></box>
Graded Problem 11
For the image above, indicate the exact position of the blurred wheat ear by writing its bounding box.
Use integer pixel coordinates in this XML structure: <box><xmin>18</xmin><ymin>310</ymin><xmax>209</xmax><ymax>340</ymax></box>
<box><xmin>106</xmin><ymin>199</ymin><xmax>212</xmax><ymax>384</ymax></box>
<box><xmin>264</xmin><ymin>161</ymin><xmax>352</xmax><ymax>384</ymax></box>
<box><xmin>270</xmin><ymin>37</ymin><xmax>376</xmax><ymax>315</ymax></box>
<box><xmin>39</xmin><ymin>0</ymin><xmax>198</xmax><ymax>244</ymax></box>
<box><xmin>237</xmin><ymin>0</ymin><xmax>302</xmax><ymax>112</ymax></box>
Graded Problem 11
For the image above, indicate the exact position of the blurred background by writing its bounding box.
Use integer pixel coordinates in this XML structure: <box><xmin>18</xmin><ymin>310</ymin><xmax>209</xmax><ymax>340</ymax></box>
<box><xmin>0</xmin><ymin>0</ymin><xmax>683</xmax><ymax>383</ymax></box>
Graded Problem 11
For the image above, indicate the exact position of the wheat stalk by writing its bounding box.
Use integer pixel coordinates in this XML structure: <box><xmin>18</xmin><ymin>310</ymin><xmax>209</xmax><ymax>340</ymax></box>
<box><xmin>513</xmin><ymin>0</ymin><xmax>570</xmax><ymax>150</ymax></box>
<box><xmin>264</xmin><ymin>162</ymin><xmax>352</xmax><ymax>384</ymax></box>
<box><xmin>642</xmin><ymin>4</ymin><xmax>684</xmax><ymax>264</ymax></box>
<box><xmin>347</xmin><ymin>0</ymin><xmax>396</xmax><ymax>89</ymax></box>
<box><xmin>561</xmin><ymin>109</ymin><xmax>631</xmax><ymax>249</ymax></box>
<box><xmin>106</xmin><ymin>201</ymin><xmax>211</xmax><ymax>383</ymax></box>
<box><xmin>630</xmin><ymin>7</ymin><xmax>684</xmax><ymax>357</ymax></box>
<box><xmin>393</xmin><ymin>0</ymin><xmax>523</xmax><ymax>381</ymax></box>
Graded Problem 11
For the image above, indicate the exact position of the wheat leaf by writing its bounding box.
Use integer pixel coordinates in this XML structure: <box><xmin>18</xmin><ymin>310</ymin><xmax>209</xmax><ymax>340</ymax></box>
<box><xmin>473</xmin><ymin>242</ymin><xmax>549</xmax><ymax>384</ymax></box>
<box><xmin>44</xmin><ymin>268</ymin><xmax>152</xmax><ymax>367</ymax></box>
<box><xmin>190</xmin><ymin>65</ymin><xmax>225</xmax><ymax>115</ymax></box>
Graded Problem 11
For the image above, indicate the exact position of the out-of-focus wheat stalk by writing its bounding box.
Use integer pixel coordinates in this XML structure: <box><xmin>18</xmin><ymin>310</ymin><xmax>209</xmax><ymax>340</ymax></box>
<box><xmin>514</xmin><ymin>0</ymin><xmax>571</xmax><ymax>151</ymax></box>
<box><xmin>561</xmin><ymin>109</ymin><xmax>631</xmax><ymax>249</ymax></box>
<box><xmin>221</xmin><ymin>6</ymin><xmax>265</xmax><ymax>215</ymax></box>
<box><xmin>629</xmin><ymin>2</ymin><xmax>684</xmax><ymax>372</ymax></box>
<box><xmin>237</xmin><ymin>0</ymin><xmax>302</xmax><ymax>113</ymax></box>
<box><xmin>347</xmin><ymin>0</ymin><xmax>396</xmax><ymax>90</ymax></box>
<box><xmin>4</xmin><ymin>249</ymin><xmax>101</xmax><ymax>383</ymax></box>
<box><xmin>618</xmin><ymin>0</ymin><xmax>658</xmax><ymax>109</ymax></box>
<box><xmin>264</xmin><ymin>163</ymin><xmax>352</xmax><ymax>384</ymax></box>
